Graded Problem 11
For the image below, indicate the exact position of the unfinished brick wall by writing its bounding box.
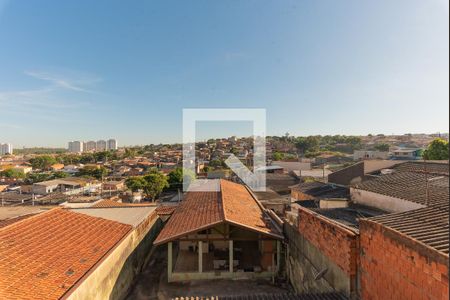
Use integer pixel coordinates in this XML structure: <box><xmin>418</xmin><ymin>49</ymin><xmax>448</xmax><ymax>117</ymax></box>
<box><xmin>359</xmin><ymin>220</ymin><xmax>449</xmax><ymax>300</ymax></box>
<box><xmin>291</xmin><ymin>189</ymin><xmax>315</xmax><ymax>201</ymax></box>
<box><xmin>297</xmin><ymin>207</ymin><xmax>359</xmax><ymax>277</ymax></box>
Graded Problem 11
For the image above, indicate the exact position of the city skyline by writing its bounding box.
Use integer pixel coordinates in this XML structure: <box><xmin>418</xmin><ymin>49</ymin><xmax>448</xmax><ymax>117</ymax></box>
<box><xmin>1</xmin><ymin>0</ymin><xmax>449</xmax><ymax>147</ymax></box>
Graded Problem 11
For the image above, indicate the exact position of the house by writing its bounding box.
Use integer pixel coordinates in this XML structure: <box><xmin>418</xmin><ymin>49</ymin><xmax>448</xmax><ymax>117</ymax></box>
<box><xmin>102</xmin><ymin>180</ymin><xmax>125</xmax><ymax>192</ymax></box>
<box><xmin>353</xmin><ymin>150</ymin><xmax>390</xmax><ymax>160</ymax></box>
<box><xmin>32</xmin><ymin>177</ymin><xmax>97</xmax><ymax>195</ymax></box>
<box><xmin>390</xmin><ymin>148</ymin><xmax>422</xmax><ymax>160</ymax></box>
<box><xmin>154</xmin><ymin>179</ymin><xmax>283</xmax><ymax>282</ymax></box>
<box><xmin>285</xmin><ymin>161</ymin><xmax>449</xmax><ymax>298</ymax></box>
<box><xmin>0</xmin><ymin>206</ymin><xmax>162</xmax><ymax>300</ymax></box>
<box><xmin>50</xmin><ymin>163</ymin><xmax>65</xmax><ymax>171</ymax></box>
<box><xmin>11</xmin><ymin>165</ymin><xmax>33</xmax><ymax>175</ymax></box>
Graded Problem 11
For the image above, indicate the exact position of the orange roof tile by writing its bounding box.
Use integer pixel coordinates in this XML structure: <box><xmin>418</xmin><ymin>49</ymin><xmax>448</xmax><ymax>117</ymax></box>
<box><xmin>154</xmin><ymin>180</ymin><xmax>282</xmax><ymax>245</ymax></box>
<box><xmin>155</xmin><ymin>206</ymin><xmax>177</xmax><ymax>216</ymax></box>
<box><xmin>91</xmin><ymin>198</ymin><xmax>156</xmax><ymax>208</ymax></box>
<box><xmin>91</xmin><ymin>198</ymin><xmax>129</xmax><ymax>208</ymax></box>
<box><xmin>0</xmin><ymin>208</ymin><xmax>131</xmax><ymax>300</ymax></box>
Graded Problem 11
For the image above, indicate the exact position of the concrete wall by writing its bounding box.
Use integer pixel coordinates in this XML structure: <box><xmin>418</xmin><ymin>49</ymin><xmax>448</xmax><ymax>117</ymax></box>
<box><xmin>65</xmin><ymin>214</ymin><xmax>163</xmax><ymax>300</ymax></box>
<box><xmin>350</xmin><ymin>188</ymin><xmax>425</xmax><ymax>213</ymax></box>
<box><xmin>359</xmin><ymin>220</ymin><xmax>449</xmax><ymax>300</ymax></box>
<box><xmin>284</xmin><ymin>206</ymin><xmax>359</xmax><ymax>298</ymax></box>
<box><xmin>328</xmin><ymin>162</ymin><xmax>364</xmax><ymax>186</ymax></box>
<box><xmin>284</xmin><ymin>222</ymin><xmax>354</xmax><ymax>297</ymax></box>
<box><xmin>272</xmin><ymin>161</ymin><xmax>311</xmax><ymax>172</ymax></box>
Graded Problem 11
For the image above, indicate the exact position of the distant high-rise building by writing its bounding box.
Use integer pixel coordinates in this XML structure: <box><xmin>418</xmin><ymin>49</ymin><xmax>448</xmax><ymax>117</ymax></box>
<box><xmin>96</xmin><ymin>140</ymin><xmax>107</xmax><ymax>151</ymax></box>
<box><xmin>0</xmin><ymin>143</ymin><xmax>13</xmax><ymax>155</ymax></box>
<box><xmin>85</xmin><ymin>141</ymin><xmax>97</xmax><ymax>152</ymax></box>
<box><xmin>107</xmin><ymin>139</ymin><xmax>118</xmax><ymax>150</ymax></box>
<box><xmin>68</xmin><ymin>141</ymin><xmax>83</xmax><ymax>153</ymax></box>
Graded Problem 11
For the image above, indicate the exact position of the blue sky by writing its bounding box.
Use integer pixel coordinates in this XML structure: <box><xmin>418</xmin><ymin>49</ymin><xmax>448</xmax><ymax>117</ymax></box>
<box><xmin>0</xmin><ymin>0</ymin><xmax>448</xmax><ymax>147</ymax></box>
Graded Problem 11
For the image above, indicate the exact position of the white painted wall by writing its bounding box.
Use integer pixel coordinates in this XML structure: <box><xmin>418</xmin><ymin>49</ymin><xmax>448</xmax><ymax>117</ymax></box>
<box><xmin>350</xmin><ymin>188</ymin><xmax>425</xmax><ymax>213</ymax></box>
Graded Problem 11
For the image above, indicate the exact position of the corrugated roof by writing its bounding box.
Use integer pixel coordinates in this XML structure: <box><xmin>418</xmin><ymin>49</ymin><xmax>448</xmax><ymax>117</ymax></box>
<box><xmin>366</xmin><ymin>205</ymin><xmax>449</xmax><ymax>255</ymax></box>
<box><xmin>154</xmin><ymin>180</ymin><xmax>283</xmax><ymax>245</ymax></box>
<box><xmin>354</xmin><ymin>171</ymin><xmax>449</xmax><ymax>207</ymax></box>
<box><xmin>0</xmin><ymin>208</ymin><xmax>131</xmax><ymax>300</ymax></box>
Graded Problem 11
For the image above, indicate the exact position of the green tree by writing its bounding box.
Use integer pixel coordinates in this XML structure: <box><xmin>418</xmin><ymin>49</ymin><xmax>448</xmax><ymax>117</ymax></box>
<box><xmin>125</xmin><ymin>176</ymin><xmax>147</xmax><ymax>192</ymax></box>
<box><xmin>29</xmin><ymin>155</ymin><xmax>57</xmax><ymax>170</ymax></box>
<box><xmin>168</xmin><ymin>168</ymin><xmax>196</xmax><ymax>188</ymax></box>
<box><xmin>142</xmin><ymin>171</ymin><xmax>169</xmax><ymax>200</ymax></box>
<box><xmin>0</xmin><ymin>169</ymin><xmax>25</xmax><ymax>179</ymax></box>
<box><xmin>25</xmin><ymin>172</ymin><xmax>52</xmax><ymax>184</ymax></box>
<box><xmin>78</xmin><ymin>166</ymin><xmax>108</xmax><ymax>180</ymax></box>
<box><xmin>209</xmin><ymin>159</ymin><xmax>223</xmax><ymax>169</ymax></box>
<box><xmin>423</xmin><ymin>138</ymin><xmax>449</xmax><ymax>160</ymax></box>
<box><xmin>53</xmin><ymin>171</ymin><xmax>69</xmax><ymax>179</ymax></box>
<box><xmin>295</xmin><ymin>136</ymin><xmax>320</xmax><ymax>154</ymax></box>
<box><xmin>272</xmin><ymin>152</ymin><xmax>284</xmax><ymax>161</ymax></box>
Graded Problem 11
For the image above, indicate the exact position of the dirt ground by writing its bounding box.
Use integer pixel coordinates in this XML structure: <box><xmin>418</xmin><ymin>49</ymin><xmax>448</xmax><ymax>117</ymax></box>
<box><xmin>125</xmin><ymin>245</ymin><xmax>292</xmax><ymax>300</ymax></box>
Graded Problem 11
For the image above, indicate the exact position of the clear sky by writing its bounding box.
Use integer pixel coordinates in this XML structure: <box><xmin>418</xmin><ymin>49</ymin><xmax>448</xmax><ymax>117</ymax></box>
<box><xmin>0</xmin><ymin>0</ymin><xmax>448</xmax><ymax>147</ymax></box>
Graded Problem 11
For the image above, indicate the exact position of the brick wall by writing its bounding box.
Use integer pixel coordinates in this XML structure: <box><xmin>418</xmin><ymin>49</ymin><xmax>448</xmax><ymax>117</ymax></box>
<box><xmin>359</xmin><ymin>220</ymin><xmax>449</xmax><ymax>300</ymax></box>
<box><xmin>291</xmin><ymin>189</ymin><xmax>315</xmax><ymax>201</ymax></box>
<box><xmin>297</xmin><ymin>207</ymin><xmax>359</xmax><ymax>277</ymax></box>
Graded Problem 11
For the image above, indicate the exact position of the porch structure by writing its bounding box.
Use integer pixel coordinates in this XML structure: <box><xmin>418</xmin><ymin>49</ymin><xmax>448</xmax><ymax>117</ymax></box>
<box><xmin>154</xmin><ymin>180</ymin><xmax>283</xmax><ymax>282</ymax></box>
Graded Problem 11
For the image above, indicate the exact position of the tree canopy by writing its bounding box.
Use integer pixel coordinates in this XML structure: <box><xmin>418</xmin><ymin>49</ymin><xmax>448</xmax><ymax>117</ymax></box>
<box><xmin>168</xmin><ymin>167</ymin><xmax>196</xmax><ymax>188</ymax></box>
<box><xmin>125</xmin><ymin>170</ymin><xmax>169</xmax><ymax>200</ymax></box>
<box><xmin>29</xmin><ymin>155</ymin><xmax>57</xmax><ymax>170</ymax></box>
<box><xmin>423</xmin><ymin>138</ymin><xmax>449</xmax><ymax>160</ymax></box>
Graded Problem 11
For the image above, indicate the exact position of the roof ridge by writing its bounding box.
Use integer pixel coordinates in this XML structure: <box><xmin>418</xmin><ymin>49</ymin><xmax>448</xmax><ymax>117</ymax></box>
<box><xmin>0</xmin><ymin>207</ymin><xmax>58</xmax><ymax>232</ymax></box>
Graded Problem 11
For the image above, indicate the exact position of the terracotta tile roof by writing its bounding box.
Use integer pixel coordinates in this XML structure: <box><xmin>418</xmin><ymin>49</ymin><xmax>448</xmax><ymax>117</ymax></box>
<box><xmin>91</xmin><ymin>198</ymin><xmax>156</xmax><ymax>208</ymax></box>
<box><xmin>154</xmin><ymin>180</ymin><xmax>283</xmax><ymax>245</ymax></box>
<box><xmin>91</xmin><ymin>198</ymin><xmax>129</xmax><ymax>208</ymax></box>
<box><xmin>155</xmin><ymin>206</ymin><xmax>177</xmax><ymax>216</ymax></box>
<box><xmin>0</xmin><ymin>208</ymin><xmax>131</xmax><ymax>300</ymax></box>
<box><xmin>0</xmin><ymin>213</ymin><xmax>38</xmax><ymax>229</ymax></box>
<box><xmin>221</xmin><ymin>179</ymin><xmax>279</xmax><ymax>236</ymax></box>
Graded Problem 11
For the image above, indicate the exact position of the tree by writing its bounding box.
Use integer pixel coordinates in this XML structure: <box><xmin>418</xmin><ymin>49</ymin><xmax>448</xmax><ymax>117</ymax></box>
<box><xmin>423</xmin><ymin>138</ymin><xmax>449</xmax><ymax>160</ymax></box>
<box><xmin>53</xmin><ymin>171</ymin><xmax>69</xmax><ymax>179</ymax></box>
<box><xmin>29</xmin><ymin>155</ymin><xmax>57</xmax><ymax>170</ymax></box>
<box><xmin>25</xmin><ymin>172</ymin><xmax>52</xmax><ymax>184</ymax></box>
<box><xmin>272</xmin><ymin>152</ymin><xmax>284</xmax><ymax>161</ymax></box>
<box><xmin>374</xmin><ymin>143</ymin><xmax>390</xmax><ymax>152</ymax></box>
<box><xmin>78</xmin><ymin>166</ymin><xmax>108</xmax><ymax>180</ymax></box>
<box><xmin>168</xmin><ymin>168</ymin><xmax>196</xmax><ymax>188</ymax></box>
<box><xmin>0</xmin><ymin>169</ymin><xmax>25</xmax><ymax>179</ymax></box>
<box><xmin>125</xmin><ymin>176</ymin><xmax>147</xmax><ymax>192</ymax></box>
<box><xmin>209</xmin><ymin>159</ymin><xmax>223</xmax><ymax>169</ymax></box>
<box><xmin>295</xmin><ymin>136</ymin><xmax>320</xmax><ymax>154</ymax></box>
<box><xmin>142</xmin><ymin>172</ymin><xmax>169</xmax><ymax>200</ymax></box>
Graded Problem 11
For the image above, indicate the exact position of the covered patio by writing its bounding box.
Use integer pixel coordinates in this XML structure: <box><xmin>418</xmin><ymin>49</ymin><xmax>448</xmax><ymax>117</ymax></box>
<box><xmin>154</xmin><ymin>180</ymin><xmax>283</xmax><ymax>282</ymax></box>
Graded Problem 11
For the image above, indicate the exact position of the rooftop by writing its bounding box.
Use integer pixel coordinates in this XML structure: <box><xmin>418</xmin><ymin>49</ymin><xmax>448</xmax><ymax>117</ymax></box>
<box><xmin>292</xmin><ymin>182</ymin><xmax>349</xmax><ymax>200</ymax></box>
<box><xmin>354</xmin><ymin>168</ymin><xmax>449</xmax><ymax>208</ymax></box>
<box><xmin>69</xmin><ymin>206</ymin><xmax>156</xmax><ymax>227</ymax></box>
<box><xmin>154</xmin><ymin>179</ymin><xmax>283</xmax><ymax>245</ymax></box>
<box><xmin>0</xmin><ymin>208</ymin><xmax>131</xmax><ymax>299</ymax></box>
<box><xmin>366</xmin><ymin>205</ymin><xmax>449</xmax><ymax>255</ymax></box>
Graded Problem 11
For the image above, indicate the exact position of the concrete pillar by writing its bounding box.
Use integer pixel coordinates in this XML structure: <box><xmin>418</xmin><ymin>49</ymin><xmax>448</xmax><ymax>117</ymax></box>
<box><xmin>276</xmin><ymin>240</ymin><xmax>281</xmax><ymax>273</ymax></box>
<box><xmin>198</xmin><ymin>241</ymin><xmax>203</xmax><ymax>273</ymax></box>
<box><xmin>168</xmin><ymin>242</ymin><xmax>173</xmax><ymax>280</ymax></box>
<box><xmin>229</xmin><ymin>240</ymin><xmax>233</xmax><ymax>273</ymax></box>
